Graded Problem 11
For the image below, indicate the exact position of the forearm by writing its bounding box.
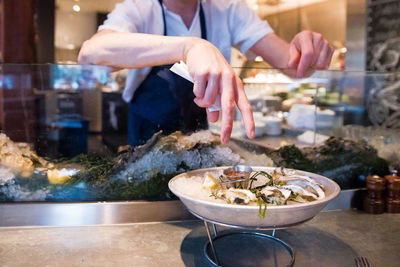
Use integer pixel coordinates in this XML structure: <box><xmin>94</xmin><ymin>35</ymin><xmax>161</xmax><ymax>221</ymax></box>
<box><xmin>250</xmin><ymin>33</ymin><xmax>290</xmax><ymax>69</ymax></box>
<box><xmin>78</xmin><ymin>30</ymin><xmax>198</xmax><ymax>68</ymax></box>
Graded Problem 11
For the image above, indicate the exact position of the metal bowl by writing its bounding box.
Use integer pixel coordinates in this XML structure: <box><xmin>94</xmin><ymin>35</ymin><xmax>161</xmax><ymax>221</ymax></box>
<box><xmin>169</xmin><ymin>166</ymin><xmax>341</xmax><ymax>228</ymax></box>
<box><xmin>221</xmin><ymin>165</ymin><xmax>253</xmax><ymax>189</ymax></box>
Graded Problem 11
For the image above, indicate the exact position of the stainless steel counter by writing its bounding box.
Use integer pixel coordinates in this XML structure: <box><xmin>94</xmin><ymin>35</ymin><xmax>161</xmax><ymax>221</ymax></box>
<box><xmin>0</xmin><ymin>189</ymin><xmax>361</xmax><ymax>227</ymax></box>
<box><xmin>0</xmin><ymin>210</ymin><xmax>399</xmax><ymax>267</ymax></box>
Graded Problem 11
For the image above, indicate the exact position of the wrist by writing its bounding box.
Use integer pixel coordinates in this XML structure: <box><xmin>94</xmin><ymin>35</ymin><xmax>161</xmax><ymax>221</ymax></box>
<box><xmin>182</xmin><ymin>37</ymin><xmax>206</xmax><ymax>62</ymax></box>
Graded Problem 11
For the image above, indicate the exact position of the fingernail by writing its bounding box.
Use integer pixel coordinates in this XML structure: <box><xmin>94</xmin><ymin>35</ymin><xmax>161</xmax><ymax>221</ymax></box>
<box><xmin>250</xmin><ymin>129</ymin><xmax>255</xmax><ymax>139</ymax></box>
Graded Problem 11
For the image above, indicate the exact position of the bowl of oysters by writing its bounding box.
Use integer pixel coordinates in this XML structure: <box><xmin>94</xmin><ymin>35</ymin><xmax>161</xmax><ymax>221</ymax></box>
<box><xmin>169</xmin><ymin>166</ymin><xmax>340</xmax><ymax>228</ymax></box>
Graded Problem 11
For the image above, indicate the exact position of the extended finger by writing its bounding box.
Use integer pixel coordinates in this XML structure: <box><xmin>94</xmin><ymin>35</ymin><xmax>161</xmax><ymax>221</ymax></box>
<box><xmin>219</xmin><ymin>71</ymin><xmax>235</xmax><ymax>144</ymax></box>
<box><xmin>234</xmin><ymin>76</ymin><xmax>254</xmax><ymax>139</ymax></box>
<box><xmin>193</xmin><ymin>72</ymin><xmax>207</xmax><ymax>99</ymax></box>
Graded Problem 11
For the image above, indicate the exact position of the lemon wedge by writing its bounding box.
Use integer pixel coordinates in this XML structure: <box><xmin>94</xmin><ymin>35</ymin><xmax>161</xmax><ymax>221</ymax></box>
<box><xmin>202</xmin><ymin>173</ymin><xmax>219</xmax><ymax>190</ymax></box>
<box><xmin>47</xmin><ymin>168</ymin><xmax>76</xmax><ymax>184</ymax></box>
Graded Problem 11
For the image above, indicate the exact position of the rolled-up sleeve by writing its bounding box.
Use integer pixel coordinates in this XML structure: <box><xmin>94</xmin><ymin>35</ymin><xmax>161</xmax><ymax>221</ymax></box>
<box><xmin>228</xmin><ymin>0</ymin><xmax>273</xmax><ymax>54</ymax></box>
<box><xmin>98</xmin><ymin>0</ymin><xmax>141</xmax><ymax>33</ymax></box>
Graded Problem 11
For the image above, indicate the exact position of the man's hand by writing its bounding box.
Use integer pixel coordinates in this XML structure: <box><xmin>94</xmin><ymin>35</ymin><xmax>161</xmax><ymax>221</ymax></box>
<box><xmin>288</xmin><ymin>30</ymin><xmax>334</xmax><ymax>78</ymax></box>
<box><xmin>250</xmin><ymin>31</ymin><xmax>334</xmax><ymax>78</ymax></box>
<box><xmin>183</xmin><ymin>38</ymin><xmax>255</xmax><ymax>144</ymax></box>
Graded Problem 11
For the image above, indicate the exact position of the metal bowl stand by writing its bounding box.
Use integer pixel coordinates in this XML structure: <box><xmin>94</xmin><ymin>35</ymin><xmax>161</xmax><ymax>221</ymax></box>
<box><xmin>189</xmin><ymin>210</ymin><xmax>297</xmax><ymax>267</ymax></box>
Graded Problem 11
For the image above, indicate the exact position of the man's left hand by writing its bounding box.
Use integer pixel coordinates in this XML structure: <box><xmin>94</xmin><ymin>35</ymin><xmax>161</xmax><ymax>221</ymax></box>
<box><xmin>288</xmin><ymin>30</ymin><xmax>334</xmax><ymax>78</ymax></box>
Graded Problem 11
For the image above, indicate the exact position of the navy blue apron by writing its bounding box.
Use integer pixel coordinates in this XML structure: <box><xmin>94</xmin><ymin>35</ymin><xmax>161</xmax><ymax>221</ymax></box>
<box><xmin>128</xmin><ymin>0</ymin><xmax>208</xmax><ymax>147</ymax></box>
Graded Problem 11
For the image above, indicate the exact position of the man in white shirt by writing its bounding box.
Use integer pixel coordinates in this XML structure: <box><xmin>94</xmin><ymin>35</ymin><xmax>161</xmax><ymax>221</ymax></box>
<box><xmin>79</xmin><ymin>0</ymin><xmax>333</xmax><ymax>146</ymax></box>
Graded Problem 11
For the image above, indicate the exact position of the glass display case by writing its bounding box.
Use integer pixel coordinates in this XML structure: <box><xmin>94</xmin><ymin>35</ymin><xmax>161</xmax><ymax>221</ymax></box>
<box><xmin>0</xmin><ymin>64</ymin><xmax>399</xmax><ymax>206</ymax></box>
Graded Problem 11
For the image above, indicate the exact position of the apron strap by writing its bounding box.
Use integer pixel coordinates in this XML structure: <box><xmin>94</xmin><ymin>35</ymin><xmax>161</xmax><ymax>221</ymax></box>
<box><xmin>199</xmin><ymin>2</ymin><xmax>207</xmax><ymax>40</ymax></box>
<box><xmin>158</xmin><ymin>0</ymin><xmax>168</xmax><ymax>36</ymax></box>
<box><xmin>158</xmin><ymin>0</ymin><xmax>207</xmax><ymax>40</ymax></box>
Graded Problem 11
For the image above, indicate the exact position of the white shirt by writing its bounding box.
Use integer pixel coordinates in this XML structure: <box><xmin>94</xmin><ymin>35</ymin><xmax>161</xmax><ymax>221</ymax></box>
<box><xmin>99</xmin><ymin>0</ymin><xmax>273</xmax><ymax>102</ymax></box>
<box><xmin>163</xmin><ymin>2</ymin><xmax>202</xmax><ymax>38</ymax></box>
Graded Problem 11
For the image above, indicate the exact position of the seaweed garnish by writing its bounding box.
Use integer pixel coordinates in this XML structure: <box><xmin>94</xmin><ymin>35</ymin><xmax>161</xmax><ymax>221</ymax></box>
<box><xmin>248</xmin><ymin>170</ymin><xmax>275</xmax><ymax>218</ymax></box>
<box><xmin>257</xmin><ymin>196</ymin><xmax>267</xmax><ymax>218</ymax></box>
<box><xmin>210</xmin><ymin>192</ymin><xmax>218</xmax><ymax>200</ymax></box>
<box><xmin>287</xmin><ymin>192</ymin><xmax>301</xmax><ymax>202</ymax></box>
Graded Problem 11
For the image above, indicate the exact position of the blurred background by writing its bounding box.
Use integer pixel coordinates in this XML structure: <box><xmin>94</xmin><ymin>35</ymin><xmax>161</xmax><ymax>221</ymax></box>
<box><xmin>1</xmin><ymin>0</ymin><xmax>363</xmax><ymax>67</ymax></box>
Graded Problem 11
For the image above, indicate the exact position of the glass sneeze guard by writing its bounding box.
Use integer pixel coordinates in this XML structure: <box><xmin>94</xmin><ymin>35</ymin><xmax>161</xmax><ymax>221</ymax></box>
<box><xmin>0</xmin><ymin>64</ymin><xmax>398</xmax><ymax>202</ymax></box>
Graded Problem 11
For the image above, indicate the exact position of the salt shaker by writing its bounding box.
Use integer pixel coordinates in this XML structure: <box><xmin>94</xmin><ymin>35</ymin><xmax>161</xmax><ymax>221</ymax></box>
<box><xmin>363</xmin><ymin>175</ymin><xmax>386</xmax><ymax>214</ymax></box>
<box><xmin>384</xmin><ymin>175</ymin><xmax>400</xmax><ymax>213</ymax></box>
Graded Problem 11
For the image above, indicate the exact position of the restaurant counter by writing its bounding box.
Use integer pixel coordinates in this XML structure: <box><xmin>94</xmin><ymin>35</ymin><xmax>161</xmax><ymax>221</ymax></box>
<box><xmin>0</xmin><ymin>210</ymin><xmax>399</xmax><ymax>267</ymax></box>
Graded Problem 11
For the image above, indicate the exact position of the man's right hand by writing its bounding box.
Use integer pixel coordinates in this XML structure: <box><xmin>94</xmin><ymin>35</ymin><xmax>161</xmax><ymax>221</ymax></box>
<box><xmin>183</xmin><ymin>38</ymin><xmax>255</xmax><ymax>144</ymax></box>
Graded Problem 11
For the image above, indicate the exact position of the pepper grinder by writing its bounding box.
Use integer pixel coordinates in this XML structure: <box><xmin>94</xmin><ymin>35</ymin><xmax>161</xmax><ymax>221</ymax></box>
<box><xmin>384</xmin><ymin>174</ymin><xmax>400</xmax><ymax>213</ymax></box>
<box><xmin>363</xmin><ymin>175</ymin><xmax>386</xmax><ymax>214</ymax></box>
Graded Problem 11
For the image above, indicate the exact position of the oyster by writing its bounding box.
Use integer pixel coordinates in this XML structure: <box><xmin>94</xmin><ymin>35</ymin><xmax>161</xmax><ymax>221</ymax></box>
<box><xmin>203</xmin><ymin>167</ymin><xmax>327</xmax><ymax>210</ymax></box>
<box><xmin>274</xmin><ymin>169</ymin><xmax>326</xmax><ymax>200</ymax></box>
<box><xmin>216</xmin><ymin>188</ymin><xmax>256</xmax><ymax>204</ymax></box>
<box><xmin>285</xmin><ymin>179</ymin><xmax>325</xmax><ymax>200</ymax></box>
<box><xmin>0</xmin><ymin>133</ymin><xmax>51</xmax><ymax>177</ymax></box>
<box><xmin>259</xmin><ymin>187</ymin><xmax>292</xmax><ymax>205</ymax></box>
<box><xmin>280</xmin><ymin>184</ymin><xmax>318</xmax><ymax>200</ymax></box>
